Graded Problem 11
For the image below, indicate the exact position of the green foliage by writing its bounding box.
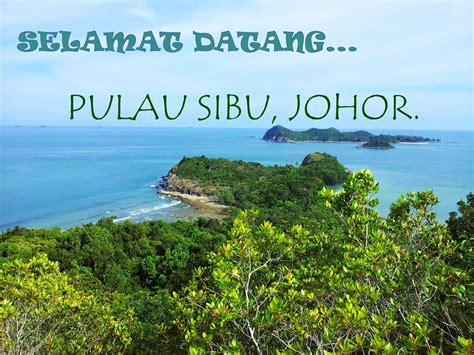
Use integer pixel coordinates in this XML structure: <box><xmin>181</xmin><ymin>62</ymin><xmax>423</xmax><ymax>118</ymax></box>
<box><xmin>175</xmin><ymin>170</ymin><xmax>471</xmax><ymax>353</ymax></box>
<box><xmin>0</xmin><ymin>254</ymin><xmax>135</xmax><ymax>353</ymax></box>
<box><xmin>445</xmin><ymin>192</ymin><xmax>474</xmax><ymax>299</ymax></box>
<box><xmin>1</xmin><ymin>218</ymin><xmax>226</xmax><ymax>293</ymax></box>
<box><xmin>0</xmin><ymin>164</ymin><xmax>471</xmax><ymax>353</ymax></box>
<box><xmin>447</xmin><ymin>192</ymin><xmax>474</xmax><ymax>243</ymax></box>
<box><xmin>172</xmin><ymin>153</ymin><xmax>347</xmax><ymax>225</ymax></box>
<box><xmin>1</xmin><ymin>217</ymin><xmax>227</xmax><ymax>351</ymax></box>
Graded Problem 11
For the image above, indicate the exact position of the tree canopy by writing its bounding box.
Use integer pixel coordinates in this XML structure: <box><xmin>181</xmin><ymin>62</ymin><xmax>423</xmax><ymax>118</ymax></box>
<box><xmin>1</xmin><ymin>160</ymin><xmax>471</xmax><ymax>353</ymax></box>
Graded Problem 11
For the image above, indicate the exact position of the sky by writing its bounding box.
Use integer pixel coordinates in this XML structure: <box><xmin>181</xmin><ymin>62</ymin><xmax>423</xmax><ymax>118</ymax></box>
<box><xmin>0</xmin><ymin>0</ymin><xmax>472</xmax><ymax>130</ymax></box>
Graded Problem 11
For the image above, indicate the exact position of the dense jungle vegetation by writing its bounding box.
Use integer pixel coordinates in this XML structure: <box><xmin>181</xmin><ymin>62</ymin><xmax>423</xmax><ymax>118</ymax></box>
<box><xmin>1</xmin><ymin>154</ymin><xmax>472</xmax><ymax>353</ymax></box>
<box><xmin>262</xmin><ymin>125</ymin><xmax>440</xmax><ymax>145</ymax></box>
<box><xmin>169</xmin><ymin>153</ymin><xmax>347</xmax><ymax>225</ymax></box>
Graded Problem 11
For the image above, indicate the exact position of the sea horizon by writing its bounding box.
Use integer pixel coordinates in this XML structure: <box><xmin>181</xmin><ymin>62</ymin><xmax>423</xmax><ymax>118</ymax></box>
<box><xmin>1</xmin><ymin>126</ymin><xmax>472</xmax><ymax>231</ymax></box>
<box><xmin>2</xmin><ymin>124</ymin><xmax>473</xmax><ymax>132</ymax></box>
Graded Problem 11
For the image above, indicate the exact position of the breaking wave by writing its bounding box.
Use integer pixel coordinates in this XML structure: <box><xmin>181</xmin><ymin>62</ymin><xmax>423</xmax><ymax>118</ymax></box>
<box><xmin>113</xmin><ymin>200</ymin><xmax>181</xmax><ymax>223</ymax></box>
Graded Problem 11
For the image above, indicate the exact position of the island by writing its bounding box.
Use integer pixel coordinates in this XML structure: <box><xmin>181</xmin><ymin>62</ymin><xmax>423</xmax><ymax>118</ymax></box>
<box><xmin>358</xmin><ymin>139</ymin><xmax>394</xmax><ymax>149</ymax></box>
<box><xmin>263</xmin><ymin>125</ymin><xmax>439</xmax><ymax>149</ymax></box>
<box><xmin>158</xmin><ymin>153</ymin><xmax>347</xmax><ymax>221</ymax></box>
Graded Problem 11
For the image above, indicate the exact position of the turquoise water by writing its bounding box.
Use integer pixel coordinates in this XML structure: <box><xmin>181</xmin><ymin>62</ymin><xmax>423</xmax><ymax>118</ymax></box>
<box><xmin>0</xmin><ymin>126</ymin><xmax>472</xmax><ymax>230</ymax></box>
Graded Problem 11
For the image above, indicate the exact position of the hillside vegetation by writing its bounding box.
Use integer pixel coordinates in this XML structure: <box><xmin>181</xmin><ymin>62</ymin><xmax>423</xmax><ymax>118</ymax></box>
<box><xmin>164</xmin><ymin>153</ymin><xmax>347</xmax><ymax>225</ymax></box>
<box><xmin>263</xmin><ymin>125</ymin><xmax>440</xmax><ymax>146</ymax></box>
<box><xmin>1</xmin><ymin>154</ymin><xmax>472</xmax><ymax>353</ymax></box>
<box><xmin>360</xmin><ymin>138</ymin><xmax>394</xmax><ymax>149</ymax></box>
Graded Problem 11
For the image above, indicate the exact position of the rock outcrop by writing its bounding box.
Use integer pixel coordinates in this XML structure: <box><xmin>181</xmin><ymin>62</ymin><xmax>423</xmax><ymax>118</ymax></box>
<box><xmin>160</xmin><ymin>171</ymin><xmax>205</xmax><ymax>197</ymax></box>
<box><xmin>302</xmin><ymin>152</ymin><xmax>326</xmax><ymax>166</ymax></box>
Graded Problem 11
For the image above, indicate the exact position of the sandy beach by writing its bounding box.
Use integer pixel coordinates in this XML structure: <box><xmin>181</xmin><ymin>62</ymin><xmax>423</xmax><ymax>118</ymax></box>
<box><xmin>159</xmin><ymin>190</ymin><xmax>231</xmax><ymax>220</ymax></box>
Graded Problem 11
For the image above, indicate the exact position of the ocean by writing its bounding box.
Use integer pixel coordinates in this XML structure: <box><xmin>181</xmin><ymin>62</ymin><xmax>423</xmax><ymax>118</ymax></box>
<box><xmin>0</xmin><ymin>126</ymin><xmax>472</xmax><ymax>231</ymax></box>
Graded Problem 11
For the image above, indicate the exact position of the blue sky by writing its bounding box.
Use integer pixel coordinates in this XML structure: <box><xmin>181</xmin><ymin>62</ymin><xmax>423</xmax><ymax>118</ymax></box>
<box><xmin>0</xmin><ymin>0</ymin><xmax>472</xmax><ymax>130</ymax></box>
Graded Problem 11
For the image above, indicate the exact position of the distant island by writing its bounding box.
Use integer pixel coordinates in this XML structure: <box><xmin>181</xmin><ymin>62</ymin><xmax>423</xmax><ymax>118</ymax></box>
<box><xmin>263</xmin><ymin>125</ymin><xmax>439</xmax><ymax>149</ymax></box>
<box><xmin>358</xmin><ymin>139</ymin><xmax>395</xmax><ymax>150</ymax></box>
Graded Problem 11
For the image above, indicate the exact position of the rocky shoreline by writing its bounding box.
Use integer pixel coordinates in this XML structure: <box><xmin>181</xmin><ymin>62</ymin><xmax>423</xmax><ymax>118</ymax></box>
<box><xmin>158</xmin><ymin>170</ymin><xmax>231</xmax><ymax>220</ymax></box>
<box><xmin>159</xmin><ymin>190</ymin><xmax>230</xmax><ymax>219</ymax></box>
